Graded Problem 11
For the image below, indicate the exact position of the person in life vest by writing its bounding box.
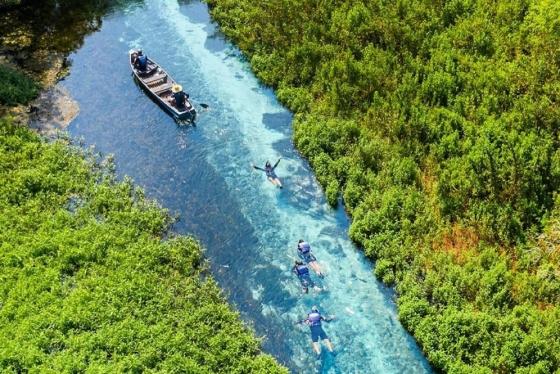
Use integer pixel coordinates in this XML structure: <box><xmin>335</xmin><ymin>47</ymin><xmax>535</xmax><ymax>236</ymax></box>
<box><xmin>297</xmin><ymin>239</ymin><xmax>324</xmax><ymax>277</ymax></box>
<box><xmin>171</xmin><ymin>84</ymin><xmax>189</xmax><ymax>108</ymax></box>
<box><xmin>251</xmin><ymin>159</ymin><xmax>282</xmax><ymax>188</ymax></box>
<box><xmin>134</xmin><ymin>50</ymin><xmax>148</xmax><ymax>71</ymax></box>
<box><xmin>298</xmin><ymin>306</ymin><xmax>334</xmax><ymax>354</ymax></box>
<box><xmin>292</xmin><ymin>260</ymin><xmax>321</xmax><ymax>293</ymax></box>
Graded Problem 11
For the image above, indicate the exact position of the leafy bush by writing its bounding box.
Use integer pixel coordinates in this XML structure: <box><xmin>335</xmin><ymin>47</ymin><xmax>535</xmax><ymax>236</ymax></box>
<box><xmin>0</xmin><ymin>64</ymin><xmax>39</xmax><ymax>105</ymax></box>
<box><xmin>207</xmin><ymin>0</ymin><xmax>560</xmax><ymax>371</ymax></box>
<box><xmin>0</xmin><ymin>118</ymin><xmax>287</xmax><ymax>373</ymax></box>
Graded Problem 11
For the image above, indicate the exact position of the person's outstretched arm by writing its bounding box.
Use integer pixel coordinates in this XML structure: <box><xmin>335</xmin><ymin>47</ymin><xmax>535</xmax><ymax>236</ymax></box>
<box><xmin>252</xmin><ymin>164</ymin><xmax>265</xmax><ymax>171</ymax></box>
<box><xmin>272</xmin><ymin>158</ymin><xmax>281</xmax><ymax>170</ymax></box>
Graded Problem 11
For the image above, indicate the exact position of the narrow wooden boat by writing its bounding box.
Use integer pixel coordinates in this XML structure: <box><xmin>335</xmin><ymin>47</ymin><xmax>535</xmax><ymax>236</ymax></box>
<box><xmin>129</xmin><ymin>49</ymin><xmax>196</xmax><ymax>122</ymax></box>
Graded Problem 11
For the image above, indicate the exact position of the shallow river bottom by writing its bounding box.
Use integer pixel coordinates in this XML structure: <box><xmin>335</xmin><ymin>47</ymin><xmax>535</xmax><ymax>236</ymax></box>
<box><xmin>62</xmin><ymin>1</ymin><xmax>433</xmax><ymax>372</ymax></box>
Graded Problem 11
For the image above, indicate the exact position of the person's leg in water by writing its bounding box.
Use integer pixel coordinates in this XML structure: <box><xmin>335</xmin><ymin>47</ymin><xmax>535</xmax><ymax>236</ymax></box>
<box><xmin>267</xmin><ymin>176</ymin><xmax>282</xmax><ymax>188</ymax></box>
<box><xmin>299</xmin><ymin>252</ymin><xmax>322</xmax><ymax>277</ymax></box>
<box><xmin>312</xmin><ymin>342</ymin><xmax>321</xmax><ymax>355</ymax></box>
<box><xmin>316</xmin><ymin>326</ymin><xmax>334</xmax><ymax>353</ymax></box>
<box><xmin>310</xmin><ymin>326</ymin><xmax>322</xmax><ymax>354</ymax></box>
<box><xmin>299</xmin><ymin>276</ymin><xmax>309</xmax><ymax>293</ymax></box>
<box><xmin>265</xmin><ymin>169</ymin><xmax>282</xmax><ymax>188</ymax></box>
<box><xmin>323</xmin><ymin>338</ymin><xmax>334</xmax><ymax>352</ymax></box>
<box><xmin>308</xmin><ymin>257</ymin><xmax>324</xmax><ymax>277</ymax></box>
<box><xmin>300</xmin><ymin>274</ymin><xmax>320</xmax><ymax>293</ymax></box>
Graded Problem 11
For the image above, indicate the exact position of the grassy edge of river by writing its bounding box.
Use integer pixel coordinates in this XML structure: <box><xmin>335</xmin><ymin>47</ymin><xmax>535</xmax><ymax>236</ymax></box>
<box><xmin>204</xmin><ymin>0</ymin><xmax>560</xmax><ymax>373</ymax></box>
<box><xmin>0</xmin><ymin>2</ymin><xmax>287</xmax><ymax>372</ymax></box>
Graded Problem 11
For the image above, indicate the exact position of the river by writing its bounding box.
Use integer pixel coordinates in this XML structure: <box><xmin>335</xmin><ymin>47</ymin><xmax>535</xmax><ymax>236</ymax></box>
<box><xmin>61</xmin><ymin>1</ymin><xmax>432</xmax><ymax>372</ymax></box>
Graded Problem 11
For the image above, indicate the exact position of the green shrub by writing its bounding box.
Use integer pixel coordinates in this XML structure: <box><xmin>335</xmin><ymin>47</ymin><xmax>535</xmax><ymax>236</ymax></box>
<box><xmin>0</xmin><ymin>64</ymin><xmax>39</xmax><ymax>106</ymax></box>
<box><xmin>0</xmin><ymin>118</ymin><xmax>287</xmax><ymax>373</ymax></box>
<box><xmin>206</xmin><ymin>0</ymin><xmax>560</xmax><ymax>371</ymax></box>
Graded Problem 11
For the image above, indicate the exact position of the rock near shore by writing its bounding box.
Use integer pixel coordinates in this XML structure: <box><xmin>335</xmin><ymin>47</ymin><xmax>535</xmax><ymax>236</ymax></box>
<box><xmin>28</xmin><ymin>85</ymin><xmax>79</xmax><ymax>137</ymax></box>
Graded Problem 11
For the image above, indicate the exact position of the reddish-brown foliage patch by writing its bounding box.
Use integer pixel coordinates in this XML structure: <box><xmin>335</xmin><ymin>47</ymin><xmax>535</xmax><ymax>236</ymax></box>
<box><xmin>432</xmin><ymin>224</ymin><xmax>480</xmax><ymax>264</ymax></box>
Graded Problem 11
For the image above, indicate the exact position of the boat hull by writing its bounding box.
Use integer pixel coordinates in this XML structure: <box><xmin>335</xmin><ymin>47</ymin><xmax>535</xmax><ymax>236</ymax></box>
<box><xmin>129</xmin><ymin>49</ymin><xmax>196</xmax><ymax>122</ymax></box>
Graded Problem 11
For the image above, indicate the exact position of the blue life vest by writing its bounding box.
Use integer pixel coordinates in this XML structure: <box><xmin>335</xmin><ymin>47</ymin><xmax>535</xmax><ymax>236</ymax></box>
<box><xmin>295</xmin><ymin>264</ymin><xmax>309</xmax><ymax>276</ymax></box>
<box><xmin>299</xmin><ymin>242</ymin><xmax>311</xmax><ymax>254</ymax></box>
<box><xmin>137</xmin><ymin>54</ymin><xmax>147</xmax><ymax>69</ymax></box>
<box><xmin>308</xmin><ymin>312</ymin><xmax>322</xmax><ymax>326</ymax></box>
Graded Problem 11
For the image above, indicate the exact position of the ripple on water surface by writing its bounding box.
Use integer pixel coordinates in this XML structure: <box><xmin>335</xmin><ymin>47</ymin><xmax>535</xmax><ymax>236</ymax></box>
<box><xmin>63</xmin><ymin>1</ymin><xmax>432</xmax><ymax>372</ymax></box>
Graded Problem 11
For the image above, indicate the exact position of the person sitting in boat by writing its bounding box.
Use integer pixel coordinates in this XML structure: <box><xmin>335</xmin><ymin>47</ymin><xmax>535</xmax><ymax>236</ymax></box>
<box><xmin>171</xmin><ymin>84</ymin><xmax>189</xmax><ymax>108</ymax></box>
<box><xmin>134</xmin><ymin>50</ymin><xmax>148</xmax><ymax>71</ymax></box>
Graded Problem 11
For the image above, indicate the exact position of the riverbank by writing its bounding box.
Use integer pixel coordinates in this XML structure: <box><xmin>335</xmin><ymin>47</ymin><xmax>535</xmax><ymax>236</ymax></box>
<box><xmin>49</xmin><ymin>1</ymin><xmax>435</xmax><ymax>370</ymax></box>
<box><xmin>0</xmin><ymin>2</ymin><xmax>287</xmax><ymax>372</ymax></box>
<box><xmin>0</xmin><ymin>63</ymin><xmax>79</xmax><ymax>136</ymax></box>
<box><xmin>0</xmin><ymin>0</ymin><xmax>128</xmax><ymax>128</ymax></box>
<box><xmin>0</xmin><ymin>118</ymin><xmax>287</xmax><ymax>373</ymax></box>
<box><xmin>0</xmin><ymin>25</ymin><xmax>80</xmax><ymax>135</ymax></box>
<box><xmin>206</xmin><ymin>0</ymin><xmax>560</xmax><ymax>372</ymax></box>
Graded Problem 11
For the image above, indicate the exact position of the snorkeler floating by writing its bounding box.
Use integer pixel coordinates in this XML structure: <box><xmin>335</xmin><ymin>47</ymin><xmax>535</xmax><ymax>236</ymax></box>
<box><xmin>292</xmin><ymin>260</ymin><xmax>321</xmax><ymax>294</ymax></box>
<box><xmin>297</xmin><ymin>239</ymin><xmax>324</xmax><ymax>277</ymax></box>
<box><xmin>297</xmin><ymin>306</ymin><xmax>335</xmax><ymax>354</ymax></box>
<box><xmin>252</xmin><ymin>158</ymin><xmax>282</xmax><ymax>188</ymax></box>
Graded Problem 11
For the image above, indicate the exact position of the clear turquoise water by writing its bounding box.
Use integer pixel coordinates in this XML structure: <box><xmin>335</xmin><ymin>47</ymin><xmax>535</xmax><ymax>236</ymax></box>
<box><xmin>63</xmin><ymin>1</ymin><xmax>433</xmax><ymax>372</ymax></box>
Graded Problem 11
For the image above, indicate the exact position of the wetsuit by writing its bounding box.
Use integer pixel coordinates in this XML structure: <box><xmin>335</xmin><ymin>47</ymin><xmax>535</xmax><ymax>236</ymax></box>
<box><xmin>292</xmin><ymin>263</ymin><xmax>314</xmax><ymax>292</ymax></box>
<box><xmin>297</xmin><ymin>241</ymin><xmax>317</xmax><ymax>263</ymax></box>
<box><xmin>303</xmin><ymin>311</ymin><xmax>332</xmax><ymax>342</ymax></box>
<box><xmin>253</xmin><ymin>158</ymin><xmax>280</xmax><ymax>178</ymax></box>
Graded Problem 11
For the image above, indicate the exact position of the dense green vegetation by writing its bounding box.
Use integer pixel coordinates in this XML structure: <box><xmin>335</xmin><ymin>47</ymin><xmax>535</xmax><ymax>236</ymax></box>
<box><xmin>0</xmin><ymin>1</ymin><xmax>21</xmax><ymax>8</ymax></box>
<box><xmin>0</xmin><ymin>64</ymin><xmax>39</xmax><ymax>106</ymax></box>
<box><xmin>0</xmin><ymin>0</ymin><xmax>142</xmax><ymax>84</ymax></box>
<box><xmin>0</xmin><ymin>0</ymin><xmax>135</xmax><ymax>54</ymax></box>
<box><xmin>0</xmin><ymin>118</ymin><xmax>287</xmax><ymax>373</ymax></box>
<box><xmin>207</xmin><ymin>0</ymin><xmax>560</xmax><ymax>371</ymax></box>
